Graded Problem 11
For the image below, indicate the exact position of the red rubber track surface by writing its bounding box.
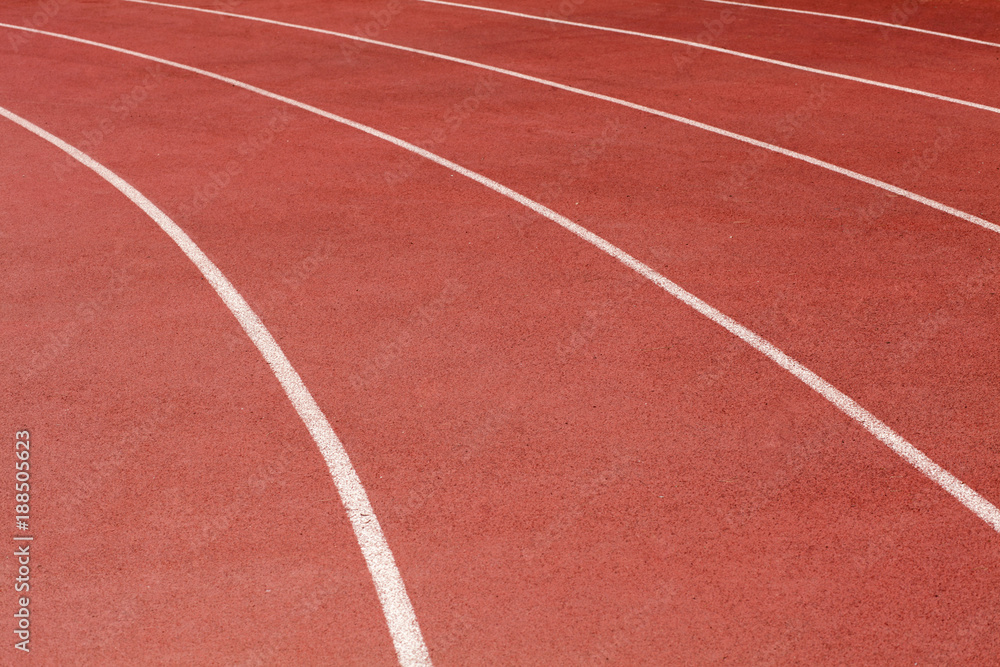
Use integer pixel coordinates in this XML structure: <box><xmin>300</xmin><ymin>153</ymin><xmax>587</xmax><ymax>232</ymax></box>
<box><xmin>1</xmin><ymin>0</ymin><xmax>998</xmax><ymax>664</ymax></box>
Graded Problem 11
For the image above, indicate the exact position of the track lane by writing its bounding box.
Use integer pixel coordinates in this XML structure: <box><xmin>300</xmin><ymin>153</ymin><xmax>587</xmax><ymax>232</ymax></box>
<box><xmin>3</xmin><ymin>1</ymin><xmax>1000</xmax><ymax>663</ymax></box>
<box><xmin>115</xmin><ymin>0</ymin><xmax>1000</xmax><ymax>240</ymax></box>
<box><xmin>12</xmin><ymin>1</ymin><xmax>999</xmax><ymax>226</ymax></box>
<box><xmin>180</xmin><ymin>0</ymin><xmax>1000</xmax><ymax>118</ymax></box>
<box><xmin>240</xmin><ymin>0</ymin><xmax>1000</xmax><ymax>224</ymax></box>
<box><xmin>414</xmin><ymin>0</ymin><xmax>1000</xmax><ymax>116</ymax></box>
<box><xmin>0</xmin><ymin>102</ymin><xmax>431</xmax><ymax>667</ymax></box>
<box><xmin>0</xmin><ymin>116</ymin><xmax>400</xmax><ymax>665</ymax></box>
<box><xmin>698</xmin><ymin>0</ymin><xmax>1000</xmax><ymax>41</ymax></box>
<box><xmin>5</xmin><ymin>0</ymin><xmax>1000</xmax><ymax>519</ymax></box>
<box><xmin>701</xmin><ymin>0</ymin><xmax>1000</xmax><ymax>48</ymax></box>
<box><xmin>38</xmin><ymin>0</ymin><xmax>1000</xmax><ymax>501</ymax></box>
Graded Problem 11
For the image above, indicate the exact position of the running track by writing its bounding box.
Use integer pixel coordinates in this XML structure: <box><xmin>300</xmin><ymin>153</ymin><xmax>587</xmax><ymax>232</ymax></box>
<box><xmin>2</xmin><ymin>0</ymin><xmax>999</xmax><ymax>664</ymax></box>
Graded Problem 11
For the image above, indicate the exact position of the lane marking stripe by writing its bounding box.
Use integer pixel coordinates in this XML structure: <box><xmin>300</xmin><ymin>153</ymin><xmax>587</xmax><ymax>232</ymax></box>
<box><xmin>414</xmin><ymin>0</ymin><xmax>1000</xmax><ymax>117</ymax></box>
<box><xmin>117</xmin><ymin>0</ymin><xmax>1000</xmax><ymax>238</ymax></box>
<box><xmin>4</xmin><ymin>23</ymin><xmax>998</xmax><ymax>535</ymax></box>
<box><xmin>0</xmin><ymin>106</ymin><xmax>433</xmax><ymax>667</ymax></box>
<box><xmin>701</xmin><ymin>0</ymin><xmax>1000</xmax><ymax>50</ymax></box>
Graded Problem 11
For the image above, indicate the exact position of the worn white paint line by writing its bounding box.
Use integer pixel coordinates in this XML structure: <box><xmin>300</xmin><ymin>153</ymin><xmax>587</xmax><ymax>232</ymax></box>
<box><xmin>702</xmin><ymin>0</ymin><xmax>1000</xmax><ymax>50</ymax></box>
<box><xmin>415</xmin><ymin>0</ymin><xmax>1000</xmax><ymax>117</ymax></box>
<box><xmin>113</xmin><ymin>0</ymin><xmax>1000</xmax><ymax>238</ymax></box>
<box><xmin>3</xmin><ymin>23</ymin><xmax>998</xmax><ymax>533</ymax></box>
<box><xmin>0</xmin><ymin>104</ymin><xmax>432</xmax><ymax>667</ymax></box>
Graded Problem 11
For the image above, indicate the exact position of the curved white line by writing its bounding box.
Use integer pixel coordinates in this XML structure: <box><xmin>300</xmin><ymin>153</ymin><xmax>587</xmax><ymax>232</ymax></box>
<box><xmin>105</xmin><ymin>1</ymin><xmax>1000</xmax><ymax>238</ymax></box>
<box><xmin>3</xmin><ymin>23</ymin><xmax>998</xmax><ymax>533</ymax></box>
<box><xmin>414</xmin><ymin>0</ymin><xmax>1000</xmax><ymax>117</ymax></box>
<box><xmin>701</xmin><ymin>0</ymin><xmax>1000</xmax><ymax>50</ymax></box>
<box><xmin>0</xmin><ymin>106</ymin><xmax>433</xmax><ymax>667</ymax></box>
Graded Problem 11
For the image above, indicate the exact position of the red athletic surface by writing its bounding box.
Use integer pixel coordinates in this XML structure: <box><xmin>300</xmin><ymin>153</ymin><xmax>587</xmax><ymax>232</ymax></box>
<box><xmin>1</xmin><ymin>0</ymin><xmax>998</xmax><ymax>664</ymax></box>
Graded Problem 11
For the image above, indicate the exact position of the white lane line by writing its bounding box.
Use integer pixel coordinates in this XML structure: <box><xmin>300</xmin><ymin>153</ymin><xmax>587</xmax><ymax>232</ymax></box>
<box><xmin>112</xmin><ymin>0</ymin><xmax>1000</xmax><ymax>238</ymax></box>
<box><xmin>702</xmin><ymin>0</ymin><xmax>1000</xmax><ymax>50</ymax></box>
<box><xmin>414</xmin><ymin>0</ymin><xmax>1000</xmax><ymax>117</ymax></box>
<box><xmin>4</xmin><ymin>24</ymin><xmax>999</xmax><ymax>534</ymax></box>
<box><xmin>0</xmin><ymin>105</ymin><xmax>432</xmax><ymax>667</ymax></box>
